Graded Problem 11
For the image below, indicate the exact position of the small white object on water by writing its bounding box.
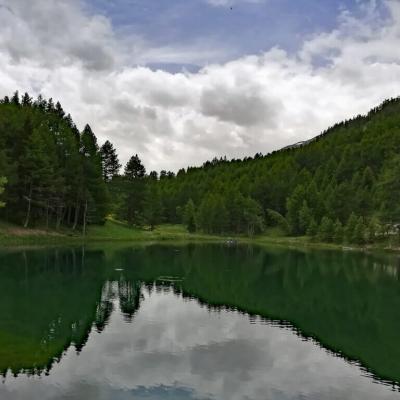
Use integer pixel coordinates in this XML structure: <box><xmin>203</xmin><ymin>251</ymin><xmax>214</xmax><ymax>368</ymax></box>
<box><xmin>115</xmin><ymin>268</ymin><xmax>124</xmax><ymax>271</ymax></box>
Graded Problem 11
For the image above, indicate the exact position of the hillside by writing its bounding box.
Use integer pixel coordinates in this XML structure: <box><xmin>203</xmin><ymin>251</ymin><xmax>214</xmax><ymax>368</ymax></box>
<box><xmin>0</xmin><ymin>91</ymin><xmax>400</xmax><ymax>245</ymax></box>
<box><xmin>157</xmin><ymin>97</ymin><xmax>400</xmax><ymax>242</ymax></box>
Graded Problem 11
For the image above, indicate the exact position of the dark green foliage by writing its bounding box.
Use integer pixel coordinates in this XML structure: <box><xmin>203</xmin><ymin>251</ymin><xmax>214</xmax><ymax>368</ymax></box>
<box><xmin>143</xmin><ymin>182</ymin><xmax>163</xmax><ymax>230</ymax></box>
<box><xmin>0</xmin><ymin>93</ymin><xmax>108</xmax><ymax>229</ymax></box>
<box><xmin>183</xmin><ymin>199</ymin><xmax>196</xmax><ymax>233</ymax></box>
<box><xmin>353</xmin><ymin>217</ymin><xmax>367</xmax><ymax>245</ymax></box>
<box><xmin>154</xmin><ymin>97</ymin><xmax>400</xmax><ymax>240</ymax></box>
<box><xmin>318</xmin><ymin>216</ymin><xmax>334</xmax><ymax>242</ymax></box>
<box><xmin>0</xmin><ymin>177</ymin><xmax>6</xmax><ymax>208</ymax></box>
<box><xmin>286</xmin><ymin>185</ymin><xmax>306</xmax><ymax>234</ymax></box>
<box><xmin>266</xmin><ymin>209</ymin><xmax>290</xmax><ymax>234</ymax></box>
<box><xmin>100</xmin><ymin>140</ymin><xmax>121</xmax><ymax>182</ymax></box>
<box><xmin>333</xmin><ymin>219</ymin><xmax>344</xmax><ymax>244</ymax></box>
<box><xmin>306</xmin><ymin>218</ymin><xmax>318</xmax><ymax>237</ymax></box>
<box><xmin>123</xmin><ymin>155</ymin><xmax>146</xmax><ymax>226</ymax></box>
<box><xmin>299</xmin><ymin>200</ymin><xmax>312</xmax><ymax>234</ymax></box>
<box><xmin>377</xmin><ymin>155</ymin><xmax>400</xmax><ymax>223</ymax></box>
<box><xmin>345</xmin><ymin>213</ymin><xmax>358</xmax><ymax>243</ymax></box>
<box><xmin>197</xmin><ymin>194</ymin><xmax>229</xmax><ymax>234</ymax></box>
<box><xmin>124</xmin><ymin>155</ymin><xmax>146</xmax><ymax>180</ymax></box>
<box><xmin>2</xmin><ymin>92</ymin><xmax>400</xmax><ymax>241</ymax></box>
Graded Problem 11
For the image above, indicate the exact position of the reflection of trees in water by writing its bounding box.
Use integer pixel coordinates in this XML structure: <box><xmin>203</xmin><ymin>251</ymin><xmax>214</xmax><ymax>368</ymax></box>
<box><xmin>2</xmin><ymin>243</ymin><xmax>400</xmax><ymax>388</ymax></box>
<box><xmin>0</xmin><ymin>247</ymin><xmax>143</xmax><ymax>377</ymax></box>
<box><xmin>118</xmin><ymin>279</ymin><xmax>142</xmax><ymax>322</ymax></box>
<box><xmin>94</xmin><ymin>279</ymin><xmax>143</xmax><ymax>329</ymax></box>
<box><xmin>95</xmin><ymin>281</ymin><xmax>115</xmax><ymax>333</ymax></box>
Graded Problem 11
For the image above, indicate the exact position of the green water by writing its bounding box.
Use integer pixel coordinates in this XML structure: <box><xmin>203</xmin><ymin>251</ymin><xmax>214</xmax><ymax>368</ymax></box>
<box><xmin>0</xmin><ymin>244</ymin><xmax>399</xmax><ymax>399</ymax></box>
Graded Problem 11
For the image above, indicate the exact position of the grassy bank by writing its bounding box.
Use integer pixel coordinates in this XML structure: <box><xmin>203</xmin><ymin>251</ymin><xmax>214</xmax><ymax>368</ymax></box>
<box><xmin>0</xmin><ymin>219</ymin><xmax>226</xmax><ymax>246</ymax></box>
<box><xmin>0</xmin><ymin>219</ymin><xmax>397</xmax><ymax>253</ymax></box>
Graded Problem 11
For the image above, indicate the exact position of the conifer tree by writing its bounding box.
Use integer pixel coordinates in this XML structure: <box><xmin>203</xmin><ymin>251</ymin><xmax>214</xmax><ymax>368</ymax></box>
<box><xmin>183</xmin><ymin>199</ymin><xmax>196</xmax><ymax>233</ymax></box>
<box><xmin>299</xmin><ymin>200</ymin><xmax>312</xmax><ymax>234</ymax></box>
<box><xmin>353</xmin><ymin>217</ymin><xmax>366</xmax><ymax>244</ymax></box>
<box><xmin>123</xmin><ymin>155</ymin><xmax>146</xmax><ymax>226</ymax></box>
<box><xmin>318</xmin><ymin>216</ymin><xmax>334</xmax><ymax>242</ymax></box>
<box><xmin>100</xmin><ymin>140</ymin><xmax>121</xmax><ymax>182</ymax></box>
<box><xmin>286</xmin><ymin>185</ymin><xmax>306</xmax><ymax>234</ymax></box>
<box><xmin>143</xmin><ymin>183</ymin><xmax>163</xmax><ymax>230</ymax></box>
<box><xmin>0</xmin><ymin>177</ymin><xmax>6</xmax><ymax>208</ymax></box>
<box><xmin>345</xmin><ymin>213</ymin><xmax>358</xmax><ymax>243</ymax></box>
<box><xmin>333</xmin><ymin>219</ymin><xmax>344</xmax><ymax>244</ymax></box>
<box><xmin>306</xmin><ymin>218</ymin><xmax>318</xmax><ymax>237</ymax></box>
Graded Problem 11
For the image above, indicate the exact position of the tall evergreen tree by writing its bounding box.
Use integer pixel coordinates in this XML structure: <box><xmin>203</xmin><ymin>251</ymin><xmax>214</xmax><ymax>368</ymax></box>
<box><xmin>123</xmin><ymin>155</ymin><xmax>146</xmax><ymax>226</ymax></box>
<box><xmin>0</xmin><ymin>177</ymin><xmax>6</xmax><ymax>208</ymax></box>
<box><xmin>183</xmin><ymin>199</ymin><xmax>196</xmax><ymax>233</ymax></box>
<box><xmin>143</xmin><ymin>183</ymin><xmax>163</xmax><ymax>230</ymax></box>
<box><xmin>100</xmin><ymin>140</ymin><xmax>121</xmax><ymax>182</ymax></box>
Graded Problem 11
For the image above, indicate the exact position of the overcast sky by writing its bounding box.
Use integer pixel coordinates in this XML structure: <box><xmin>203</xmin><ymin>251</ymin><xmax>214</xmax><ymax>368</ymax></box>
<box><xmin>0</xmin><ymin>0</ymin><xmax>399</xmax><ymax>172</ymax></box>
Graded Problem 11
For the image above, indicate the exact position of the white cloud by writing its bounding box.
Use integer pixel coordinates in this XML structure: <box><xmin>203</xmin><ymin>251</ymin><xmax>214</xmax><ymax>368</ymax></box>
<box><xmin>0</xmin><ymin>0</ymin><xmax>399</xmax><ymax>172</ymax></box>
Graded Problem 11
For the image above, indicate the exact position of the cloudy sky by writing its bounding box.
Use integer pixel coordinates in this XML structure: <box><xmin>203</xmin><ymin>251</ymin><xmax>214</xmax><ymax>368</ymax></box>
<box><xmin>0</xmin><ymin>0</ymin><xmax>399</xmax><ymax>171</ymax></box>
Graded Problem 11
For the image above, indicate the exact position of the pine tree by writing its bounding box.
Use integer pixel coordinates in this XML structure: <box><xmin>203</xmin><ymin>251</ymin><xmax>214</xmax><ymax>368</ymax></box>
<box><xmin>11</xmin><ymin>91</ymin><xmax>20</xmax><ymax>106</ymax></box>
<box><xmin>299</xmin><ymin>200</ymin><xmax>312</xmax><ymax>234</ymax></box>
<box><xmin>183</xmin><ymin>199</ymin><xmax>196</xmax><ymax>233</ymax></box>
<box><xmin>377</xmin><ymin>155</ymin><xmax>400</xmax><ymax>225</ymax></box>
<box><xmin>123</xmin><ymin>155</ymin><xmax>146</xmax><ymax>226</ymax></box>
<box><xmin>318</xmin><ymin>216</ymin><xmax>334</xmax><ymax>242</ymax></box>
<box><xmin>345</xmin><ymin>213</ymin><xmax>358</xmax><ymax>243</ymax></box>
<box><xmin>21</xmin><ymin>92</ymin><xmax>32</xmax><ymax>107</ymax></box>
<box><xmin>100</xmin><ymin>140</ymin><xmax>121</xmax><ymax>182</ymax></box>
<box><xmin>286</xmin><ymin>185</ymin><xmax>306</xmax><ymax>234</ymax></box>
<box><xmin>0</xmin><ymin>177</ymin><xmax>7</xmax><ymax>208</ymax></box>
<box><xmin>124</xmin><ymin>154</ymin><xmax>146</xmax><ymax>180</ymax></box>
<box><xmin>353</xmin><ymin>217</ymin><xmax>366</xmax><ymax>244</ymax></box>
<box><xmin>143</xmin><ymin>183</ymin><xmax>163</xmax><ymax>230</ymax></box>
<box><xmin>80</xmin><ymin>124</ymin><xmax>108</xmax><ymax>227</ymax></box>
<box><xmin>306</xmin><ymin>217</ymin><xmax>318</xmax><ymax>237</ymax></box>
<box><xmin>333</xmin><ymin>219</ymin><xmax>344</xmax><ymax>244</ymax></box>
<box><xmin>366</xmin><ymin>217</ymin><xmax>378</xmax><ymax>243</ymax></box>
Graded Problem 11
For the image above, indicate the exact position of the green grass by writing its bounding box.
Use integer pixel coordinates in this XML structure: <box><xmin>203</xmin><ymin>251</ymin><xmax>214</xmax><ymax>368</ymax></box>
<box><xmin>0</xmin><ymin>219</ymin><xmax>227</xmax><ymax>246</ymax></box>
<box><xmin>87</xmin><ymin>220</ymin><xmax>224</xmax><ymax>242</ymax></box>
<box><xmin>0</xmin><ymin>218</ymin><xmax>398</xmax><ymax>254</ymax></box>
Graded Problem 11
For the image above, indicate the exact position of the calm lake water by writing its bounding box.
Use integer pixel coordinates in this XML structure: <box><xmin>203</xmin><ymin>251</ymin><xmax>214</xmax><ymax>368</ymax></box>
<box><xmin>0</xmin><ymin>244</ymin><xmax>399</xmax><ymax>400</ymax></box>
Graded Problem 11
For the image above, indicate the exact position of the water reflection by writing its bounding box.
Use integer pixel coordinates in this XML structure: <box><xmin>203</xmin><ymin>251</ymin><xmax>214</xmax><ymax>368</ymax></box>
<box><xmin>0</xmin><ymin>245</ymin><xmax>399</xmax><ymax>399</ymax></box>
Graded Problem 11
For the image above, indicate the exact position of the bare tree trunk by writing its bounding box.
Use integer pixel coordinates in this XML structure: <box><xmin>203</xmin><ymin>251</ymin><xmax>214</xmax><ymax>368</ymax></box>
<box><xmin>67</xmin><ymin>205</ymin><xmax>72</xmax><ymax>226</ymax></box>
<box><xmin>83</xmin><ymin>199</ymin><xmax>88</xmax><ymax>237</ymax></box>
<box><xmin>23</xmin><ymin>183</ymin><xmax>33</xmax><ymax>228</ymax></box>
<box><xmin>72</xmin><ymin>201</ymin><xmax>80</xmax><ymax>230</ymax></box>
<box><xmin>56</xmin><ymin>205</ymin><xmax>65</xmax><ymax>230</ymax></box>
<box><xmin>46</xmin><ymin>200</ymin><xmax>50</xmax><ymax>230</ymax></box>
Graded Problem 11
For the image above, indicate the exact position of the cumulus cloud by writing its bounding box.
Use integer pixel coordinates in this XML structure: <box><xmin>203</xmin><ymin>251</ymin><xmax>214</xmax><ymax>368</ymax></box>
<box><xmin>0</xmin><ymin>0</ymin><xmax>399</xmax><ymax>172</ymax></box>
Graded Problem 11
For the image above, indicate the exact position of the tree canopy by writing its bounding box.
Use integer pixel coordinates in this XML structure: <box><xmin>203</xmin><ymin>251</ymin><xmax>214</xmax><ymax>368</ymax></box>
<box><xmin>1</xmin><ymin>91</ymin><xmax>400</xmax><ymax>241</ymax></box>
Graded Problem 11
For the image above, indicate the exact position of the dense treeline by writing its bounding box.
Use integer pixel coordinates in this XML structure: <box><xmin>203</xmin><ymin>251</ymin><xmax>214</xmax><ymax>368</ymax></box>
<box><xmin>0</xmin><ymin>92</ymin><xmax>109</xmax><ymax>230</ymax></box>
<box><xmin>156</xmin><ymin>96</ymin><xmax>400</xmax><ymax>243</ymax></box>
<box><xmin>1</xmin><ymin>91</ymin><xmax>400</xmax><ymax>243</ymax></box>
<box><xmin>0</xmin><ymin>91</ymin><xmax>162</xmax><ymax>232</ymax></box>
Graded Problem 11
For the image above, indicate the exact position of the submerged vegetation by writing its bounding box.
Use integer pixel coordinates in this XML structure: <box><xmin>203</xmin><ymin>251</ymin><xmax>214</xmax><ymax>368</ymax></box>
<box><xmin>1</xmin><ymin>91</ymin><xmax>400</xmax><ymax>246</ymax></box>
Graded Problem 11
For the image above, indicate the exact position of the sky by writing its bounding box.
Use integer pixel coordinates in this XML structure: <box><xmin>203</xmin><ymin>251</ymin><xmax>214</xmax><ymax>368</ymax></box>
<box><xmin>0</xmin><ymin>0</ymin><xmax>399</xmax><ymax>172</ymax></box>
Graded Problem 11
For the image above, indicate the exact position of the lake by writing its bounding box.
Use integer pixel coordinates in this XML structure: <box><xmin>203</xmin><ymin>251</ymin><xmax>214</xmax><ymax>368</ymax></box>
<box><xmin>0</xmin><ymin>243</ymin><xmax>399</xmax><ymax>399</ymax></box>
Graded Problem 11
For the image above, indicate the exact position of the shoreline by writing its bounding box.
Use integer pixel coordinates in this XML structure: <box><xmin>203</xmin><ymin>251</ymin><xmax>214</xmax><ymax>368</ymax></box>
<box><xmin>0</xmin><ymin>221</ymin><xmax>397</xmax><ymax>254</ymax></box>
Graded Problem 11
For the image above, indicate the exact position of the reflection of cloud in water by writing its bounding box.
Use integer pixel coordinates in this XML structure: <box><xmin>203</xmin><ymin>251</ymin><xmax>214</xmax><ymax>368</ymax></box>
<box><xmin>1</xmin><ymin>287</ymin><xmax>399</xmax><ymax>400</ymax></box>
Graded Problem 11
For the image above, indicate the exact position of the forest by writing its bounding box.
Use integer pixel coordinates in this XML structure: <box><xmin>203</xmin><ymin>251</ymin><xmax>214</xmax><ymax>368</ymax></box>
<box><xmin>0</xmin><ymin>91</ymin><xmax>400</xmax><ymax>244</ymax></box>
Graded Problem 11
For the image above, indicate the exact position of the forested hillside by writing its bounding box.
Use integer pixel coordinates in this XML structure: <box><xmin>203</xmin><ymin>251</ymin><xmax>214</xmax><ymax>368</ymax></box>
<box><xmin>0</xmin><ymin>91</ymin><xmax>399</xmax><ymax>244</ymax></box>
<box><xmin>157</xmin><ymin>96</ymin><xmax>400</xmax><ymax>242</ymax></box>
